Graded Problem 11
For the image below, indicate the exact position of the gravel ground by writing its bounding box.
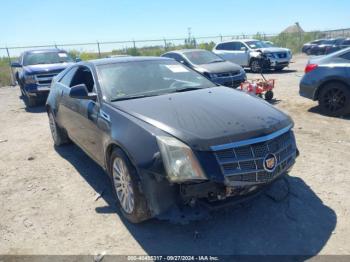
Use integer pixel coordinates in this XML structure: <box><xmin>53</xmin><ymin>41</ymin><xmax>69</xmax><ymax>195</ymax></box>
<box><xmin>0</xmin><ymin>54</ymin><xmax>349</xmax><ymax>256</ymax></box>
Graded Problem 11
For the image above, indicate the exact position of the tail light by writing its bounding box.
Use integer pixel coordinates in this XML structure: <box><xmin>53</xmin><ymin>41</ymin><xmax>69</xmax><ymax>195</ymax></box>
<box><xmin>305</xmin><ymin>64</ymin><xmax>318</xmax><ymax>73</ymax></box>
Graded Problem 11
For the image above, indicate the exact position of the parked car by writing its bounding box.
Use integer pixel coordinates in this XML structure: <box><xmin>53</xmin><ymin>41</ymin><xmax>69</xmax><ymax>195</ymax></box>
<box><xmin>299</xmin><ymin>47</ymin><xmax>350</xmax><ymax>116</ymax></box>
<box><xmin>46</xmin><ymin>56</ymin><xmax>298</xmax><ymax>223</ymax></box>
<box><xmin>11</xmin><ymin>49</ymin><xmax>76</xmax><ymax>106</ymax></box>
<box><xmin>161</xmin><ymin>49</ymin><xmax>246</xmax><ymax>88</ymax></box>
<box><xmin>302</xmin><ymin>39</ymin><xmax>326</xmax><ymax>55</ymax></box>
<box><xmin>325</xmin><ymin>38</ymin><xmax>350</xmax><ymax>54</ymax></box>
<box><xmin>308</xmin><ymin>38</ymin><xmax>345</xmax><ymax>56</ymax></box>
<box><xmin>212</xmin><ymin>39</ymin><xmax>292</xmax><ymax>73</ymax></box>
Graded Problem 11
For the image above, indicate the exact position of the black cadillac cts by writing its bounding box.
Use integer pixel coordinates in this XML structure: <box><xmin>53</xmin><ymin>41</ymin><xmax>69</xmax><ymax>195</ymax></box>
<box><xmin>46</xmin><ymin>57</ymin><xmax>298</xmax><ymax>223</ymax></box>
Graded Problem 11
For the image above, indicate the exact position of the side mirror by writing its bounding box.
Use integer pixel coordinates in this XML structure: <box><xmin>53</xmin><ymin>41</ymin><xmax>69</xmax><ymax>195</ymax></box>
<box><xmin>11</xmin><ymin>61</ymin><xmax>21</xmax><ymax>67</ymax></box>
<box><xmin>75</xmin><ymin>58</ymin><xmax>82</xmax><ymax>62</ymax></box>
<box><xmin>240</xmin><ymin>46</ymin><xmax>247</xmax><ymax>52</ymax></box>
<box><xmin>69</xmin><ymin>84</ymin><xmax>97</xmax><ymax>101</ymax></box>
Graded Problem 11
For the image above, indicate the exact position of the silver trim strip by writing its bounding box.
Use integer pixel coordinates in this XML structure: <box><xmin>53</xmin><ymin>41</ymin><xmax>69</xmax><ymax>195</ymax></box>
<box><xmin>211</xmin><ymin>124</ymin><xmax>293</xmax><ymax>151</ymax></box>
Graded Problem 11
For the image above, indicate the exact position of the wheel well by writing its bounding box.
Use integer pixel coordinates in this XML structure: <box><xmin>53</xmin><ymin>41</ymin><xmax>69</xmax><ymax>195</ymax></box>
<box><xmin>315</xmin><ymin>80</ymin><xmax>349</xmax><ymax>100</ymax></box>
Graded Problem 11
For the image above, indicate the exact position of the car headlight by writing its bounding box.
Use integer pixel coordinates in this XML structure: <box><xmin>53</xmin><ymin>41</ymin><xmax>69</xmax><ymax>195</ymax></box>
<box><xmin>156</xmin><ymin>136</ymin><xmax>207</xmax><ymax>183</ymax></box>
<box><xmin>266</xmin><ymin>53</ymin><xmax>275</xmax><ymax>58</ymax></box>
<box><xmin>24</xmin><ymin>75</ymin><xmax>37</xmax><ymax>84</ymax></box>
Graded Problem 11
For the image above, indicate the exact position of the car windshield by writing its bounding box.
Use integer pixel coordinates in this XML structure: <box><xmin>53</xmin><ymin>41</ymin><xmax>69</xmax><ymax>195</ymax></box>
<box><xmin>97</xmin><ymin>60</ymin><xmax>216</xmax><ymax>101</ymax></box>
<box><xmin>23</xmin><ymin>52</ymin><xmax>74</xmax><ymax>66</ymax></box>
<box><xmin>182</xmin><ymin>50</ymin><xmax>224</xmax><ymax>65</ymax></box>
<box><xmin>245</xmin><ymin>41</ymin><xmax>271</xmax><ymax>49</ymax></box>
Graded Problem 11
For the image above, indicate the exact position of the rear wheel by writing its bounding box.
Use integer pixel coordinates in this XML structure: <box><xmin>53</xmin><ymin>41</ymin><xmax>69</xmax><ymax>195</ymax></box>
<box><xmin>265</xmin><ymin>91</ymin><xmax>274</xmax><ymax>101</ymax></box>
<box><xmin>110</xmin><ymin>148</ymin><xmax>150</xmax><ymax>223</ymax></box>
<box><xmin>48</xmin><ymin>111</ymin><xmax>70</xmax><ymax>146</ymax></box>
<box><xmin>319</xmin><ymin>82</ymin><xmax>350</xmax><ymax>116</ymax></box>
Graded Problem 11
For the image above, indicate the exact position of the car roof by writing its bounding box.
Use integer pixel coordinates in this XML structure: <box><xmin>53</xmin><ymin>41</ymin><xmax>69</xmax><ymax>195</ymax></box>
<box><xmin>23</xmin><ymin>48</ymin><xmax>66</xmax><ymax>54</ymax></box>
<box><xmin>86</xmin><ymin>56</ymin><xmax>172</xmax><ymax>66</ymax></box>
<box><xmin>216</xmin><ymin>39</ymin><xmax>257</xmax><ymax>44</ymax></box>
<box><xmin>163</xmin><ymin>49</ymin><xmax>210</xmax><ymax>55</ymax></box>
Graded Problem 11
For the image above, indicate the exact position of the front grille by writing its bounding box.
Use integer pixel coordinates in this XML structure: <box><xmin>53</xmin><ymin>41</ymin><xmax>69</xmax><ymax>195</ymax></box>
<box><xmin>35</xmin><ymin>73</ymin><xmax>59</xmax><ymax>85</ymax></box>
<box><xmin>276</xmin><ymin>52</ymin><xmax>287</xmax><ymax>59</ymax></box>
<box><xmin>214</xmin><ymin>129</ymin><xmax>296</xmax><ymax>183</ymax></box>
<box><xmin>217</xmin><ymin>70</ymin><xmax>240</xmax><ymax>78</ymax></box>
<box><xmin>222</xmin><ymin>80</ymin><xmax>243</xmax><ymax>88</ymax></box>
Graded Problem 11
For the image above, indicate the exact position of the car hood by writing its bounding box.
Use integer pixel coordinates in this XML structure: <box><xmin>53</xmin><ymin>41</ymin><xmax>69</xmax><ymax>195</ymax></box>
<box><xmin>111</xmin><ymin>87</ymin><xmax>292</xmax><ymax>151</ymax></box>
<box><xmin>257</xmin><ymin>47</ymin><xmax>289</xmax><ymax>53</ymax></box>
<box><xmin>23</xmin><ymin>63</ymin><xmax>73</xmax><ymax>75</ymax></box>
<box><xmin>194</xmin><ymin>61</ymin><xmax>243</xmax><ymax>74</ymax></box>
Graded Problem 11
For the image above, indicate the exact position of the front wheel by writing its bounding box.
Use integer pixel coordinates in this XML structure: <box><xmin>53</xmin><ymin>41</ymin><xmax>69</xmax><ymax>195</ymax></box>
<box><xmin>318</xmin><ymin>82</ymin><xmax>350</xmax><ymax>117</ymax></box>
<box><xmin>27</xmin><ymin>96</ymin><xmax>37</xmax><ymax>107</ymax></box>
<box><xmin>110</xmin><ymin>149</ymin><xmax>150</xmax><ymax>223</ymax></box>
<box><xmin>250</xmin><ymin>59</ymin><xmax>262</xmax><ymax>73</ymax></box>
<box><xmin>48</xmin><ymin>111</ymin><xmax>70</xmax><ymax>146</ymax></box>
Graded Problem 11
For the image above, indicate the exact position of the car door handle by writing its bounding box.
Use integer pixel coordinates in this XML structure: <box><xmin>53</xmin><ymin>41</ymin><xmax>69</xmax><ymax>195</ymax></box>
<box><xmin>100</xmin><ymin>110</ymin><xmax>110</xmax><ymax>122</ymax></box>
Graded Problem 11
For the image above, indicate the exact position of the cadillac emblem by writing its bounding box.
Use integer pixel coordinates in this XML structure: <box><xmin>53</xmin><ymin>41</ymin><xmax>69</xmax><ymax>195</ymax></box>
<box><xmin>263</xmin><ymin>153</ymin><xmax>277</xmax><ymax>172</ymax></box>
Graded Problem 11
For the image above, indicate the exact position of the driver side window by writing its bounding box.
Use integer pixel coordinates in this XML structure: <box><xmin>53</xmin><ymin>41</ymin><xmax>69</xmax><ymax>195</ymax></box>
<box><xmin>70</xmin><ymin>66</ymin><xmax>96</xmax><ymax>93</ymax></box>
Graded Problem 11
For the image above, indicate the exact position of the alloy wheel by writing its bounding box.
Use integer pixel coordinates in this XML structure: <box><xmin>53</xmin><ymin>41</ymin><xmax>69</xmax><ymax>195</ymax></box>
<box><xmin>251</xmin><ymin>60</ymin><xmax>261</xmax><ymax>73</ymax></box>
<box><xmin>322</xmin><ymin>87</ymin><xmax>346</xmax><ymax>113</ymax></box>
<box><xmin>112</xmin><ymin>157</ymin><xmax>135</xmax><ymax>214</ymax></box>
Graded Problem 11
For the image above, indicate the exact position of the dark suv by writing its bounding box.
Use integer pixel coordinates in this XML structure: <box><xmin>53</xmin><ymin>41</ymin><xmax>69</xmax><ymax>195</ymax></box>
<box><xmin>11</xmin><ymin>49</ymin><xmax>75</xmax><ymax>106</ymax></box>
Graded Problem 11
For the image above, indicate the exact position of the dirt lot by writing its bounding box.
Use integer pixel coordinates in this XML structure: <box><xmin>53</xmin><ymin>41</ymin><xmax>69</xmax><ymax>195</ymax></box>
<box><xmin>0</xmin><ymin>54</ymin><xmax>349</xmax><ymax>256</ymax></box>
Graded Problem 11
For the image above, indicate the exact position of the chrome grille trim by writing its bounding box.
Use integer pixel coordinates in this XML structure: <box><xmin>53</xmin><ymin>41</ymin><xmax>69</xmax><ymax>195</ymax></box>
<box><xmin>210</xmin><ymin>124</ymin><xmax>293</xmax><ymax>151</ymax></box>
<box><xmin>212</xmin><ymin>125</ymin><xmax>296</xmax><ymax>183</ymax></box>
<box><xmin>35</xmin><ymin>73</ymin><xmax>59</xmax><ymax>86</ymax></box>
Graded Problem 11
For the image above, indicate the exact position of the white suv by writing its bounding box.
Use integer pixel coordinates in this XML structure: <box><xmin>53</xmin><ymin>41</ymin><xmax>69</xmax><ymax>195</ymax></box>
<box><xmin>213</xmin><ymin>39</ymin><xmax>292</xmax><ymax>73</ymax></box>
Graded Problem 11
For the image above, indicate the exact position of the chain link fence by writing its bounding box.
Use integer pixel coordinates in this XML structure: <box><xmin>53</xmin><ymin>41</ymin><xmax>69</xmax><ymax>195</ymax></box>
<box><xmin>1</xmin><ymin>29</ymin><xmax>350</xmax><ymax>86</ymax></box>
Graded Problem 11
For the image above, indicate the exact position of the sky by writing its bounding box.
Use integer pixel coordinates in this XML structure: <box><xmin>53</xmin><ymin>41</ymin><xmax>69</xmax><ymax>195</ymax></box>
<box><xmin>0</xmin><ymin>0</ymin><xmax>349</xmax><ymax>48</ymax></box>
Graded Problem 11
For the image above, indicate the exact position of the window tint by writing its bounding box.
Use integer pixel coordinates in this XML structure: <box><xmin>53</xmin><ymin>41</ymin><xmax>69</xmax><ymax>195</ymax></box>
<box><xmin>59</xmin><ymin>67</ymin><xmax>78</xmax><ymax>87</ymax></box>
<box><xmin>342</xmin><ymin>40</ymin><xmax>350</xmax><ymax>45</ymax></box>
<box><xmin>216</xmin><ymin>42</ymin><xmax>236</xmax><ymax>51</ymax></box>
<box><xmin>340</xmin><ymin>52</ymin><xmax>350</xmax><ymax>61</ymax></box>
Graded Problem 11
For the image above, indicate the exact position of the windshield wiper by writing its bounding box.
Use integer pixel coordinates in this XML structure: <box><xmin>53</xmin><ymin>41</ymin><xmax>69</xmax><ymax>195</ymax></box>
<box><xmin>172</xmin><ymin>87</ymin><xmax>204</xmax><ymax>93</ymax></box>
<box><xmin>111</xmin><ymin>94</ymin><xmax>155</xmax><ymax>102</ymax></box>
<box><xmin>209</xmin><ymin>59</ymin><xmax>224</xmax><ymax>63</ymax></box>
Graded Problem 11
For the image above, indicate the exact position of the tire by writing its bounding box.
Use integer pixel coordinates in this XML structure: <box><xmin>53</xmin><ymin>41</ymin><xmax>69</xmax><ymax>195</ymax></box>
<box><xmin>306</xmin><ymin>49</ymin><xmax>312</xmax><ymax>55</ymax></box>
<box><xmin>318</xmin><ymin>82</ymin><xmax>350</xmax><ymax>117</ymax></box>
<box><xmin>265</xmin><ymin>90</ymin><xmax>274</xmax><ymax>101</ymax></box>
<box><xmin>250</xmin><ymin>59</ymin><xmax>262</xmax><ymax>73</ymax></box>
<box><xmin>27</xmin><ymin>96</ymin><xmax>37</xmax><ymax>107</ymax></box>
<box><xmin>109</xmin><ymin>148</ymin><xmax>151</xmax><ymax>223</ymax></box>
<box><xmin>274</xmin><ymin>67</ymin><xmax>285</xmax><ymax>71</ymax></box>
<box><xmin>48</xmin><ymin>111</ymin><xmax>70</xmax><ymax>146</ymax></box>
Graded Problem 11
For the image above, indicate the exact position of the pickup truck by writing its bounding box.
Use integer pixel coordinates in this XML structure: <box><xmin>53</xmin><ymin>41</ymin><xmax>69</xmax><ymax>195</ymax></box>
<box><xmin>11</xmin><ymin>49</ymin><xmax>76</xmax><ymax>107</ymax></box>
<box><xmin>213</xmin><ymin>39</ymin><xmax>292</xmax><ymax>73</ymax></box>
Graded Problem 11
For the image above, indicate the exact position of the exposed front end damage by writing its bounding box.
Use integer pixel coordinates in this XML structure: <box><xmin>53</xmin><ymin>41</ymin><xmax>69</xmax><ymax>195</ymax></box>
<box><xmin>140</xmin><ymin>125</ymin><xmax>298</xmax><ymax>224</ymax></box>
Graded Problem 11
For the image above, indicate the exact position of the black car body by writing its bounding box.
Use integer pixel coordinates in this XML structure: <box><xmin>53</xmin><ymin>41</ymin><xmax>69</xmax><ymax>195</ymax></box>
<box><xmin>325</xmin><ymin>38</ymin><xmax>350</xmax><ymax>55</ymax></box>
<box><xmin>46</xmin><ymin>57</ymin><xmax>298</xmax><ymax>223</ymax></box>
<box><xmin>299</xmin><ymin>47</ymin><xmax>350</xmax><ymax>116</ymax></box>
<box><xmin>11</xmin><ymin>49</ymin><xmax>75</xmax><ymax>107</ymax></box>
<box><xmin>306</xmin><ymin>38</ymin><xmax>345</xmax><ymax>56</ymax></box>
<box><xmin>161</xmin><ymin>49</ymin><xmax>246</xmax><ymax>88</ymax></box>
<box><xmin>302</xmin><ymin>39</ymin><xmax>326</xmax><ymax>55</ymax></box>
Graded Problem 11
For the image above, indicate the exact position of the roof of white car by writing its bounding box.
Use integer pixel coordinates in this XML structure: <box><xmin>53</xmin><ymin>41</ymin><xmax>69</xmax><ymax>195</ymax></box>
<box><xmin>216</xmin><ymin>39</ymin><xmax>257</xmax><ymax>44</ymax></box>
